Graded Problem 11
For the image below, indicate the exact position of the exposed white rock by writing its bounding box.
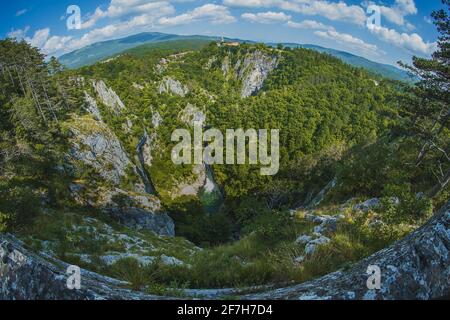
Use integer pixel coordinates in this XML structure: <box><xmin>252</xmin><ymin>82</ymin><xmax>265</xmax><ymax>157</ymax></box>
<box><xmin>152</xmin><ymin>111</ymin><xmax>163</xmax><ymax>128</ymax></box>
<box><xmin>102</xmin><ymin>188</ymin><xmax>162</xmax><ymax>212</ymax></box>
<box><xmin>237</xmin><ymin>50</ymin><xmax>279</xmax><ymax>98</ymax></box>
<box><xmin>308</xmin><ymin>178</ymin><xmax>337</xmax><ymax>208</ymax></box>
<box><xmin>123</xmin><ymin>118</ymin><xmax>133</xmax><ymax>133</ymax></box>
<box><xmin>158</xmin><ymin>77</ymin><xmax>188</xmax><ymax>96</ymax></box>
<box><xmin>160</xmin><ymin>255</ymin><xmax>185</xmax><ymax>267</ymax></box>
<box><xmin>92</xmin><ymin>80</ymin><xmax>125</xmax><ymax>114</ymax></box>
<box><xmin>203</xmin><ymin>174</ymin><xmax>216</xmax><ymax>193</ymax></box>
<box><xmin>204</xmin><ymin>56</ymin><xmax>217</xmax><ymax>70</ymax></box>
<box><xmin>100</xmin><ymin>253</ymin><xmax>156</xmax><ymax>266</ymax></box>
<box><xmin>305</xmin><ymin>236</ymin><xmax>331</xmax><ymax>255</ymax></box>
<box><xmin>295</xmin><ymin>235</ymin><xmax>312</xmax><ymax>245</ymax></box>
<box><xmin>179</xmin><ymin>104</ymin><xmax>206</xmax><ymax>127</ymax></box>
<box><xmin>69</xmin><ymin>118</ymin><xmax>132</xmax><ymax>185</ymax></box>
<box><xmin>304</xmin><ymin>213</ymin><xmax>344</xmax><ymax>235</ymax></box>
<box><xmin>222</xmin><ymin>56</ymin><xmax>230</xmax><ymax>76</ymax></box>
<box><xmin>83</xmin><ymin>91</ymin><xmax>102</xmax><ymax>121</ymax></box>
<box><xmin>294</xmin><ymin>256</ymin><xmax>305</xmax><ymax>265</ymax></box>
<box><xmin>354</xmin><ymin>198</ymin><xmax>381</xmax><ymax>211</ymax></box>
<box><xmin>177</xmin><ymin>164</ymin><xmax>206</xmax><ymax>197</ymax></box>
<box><xmin>107</xmin><ymin>207</ymin><xmax>175</xmax><ymax>237</ymax></box>
<box><xmin>132</xmin><ymin>82</ymin><xmax>144</xmax><ymax>90</ymax></box>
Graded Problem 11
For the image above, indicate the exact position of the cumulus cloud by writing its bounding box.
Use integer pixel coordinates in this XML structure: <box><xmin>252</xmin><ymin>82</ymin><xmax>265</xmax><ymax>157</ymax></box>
<box><xmin>241</xmin><ymin>11</ymin><xmax>291</xmax><ymax>23</ymax></box>
<box><xmin>158</xmin><ymin>4</ymin><xmax>235</xmax><ymax>26</ymax></box>
<box><xmin>224</xmin><ymin>0</ymin><xmax>367</xmax><ymax>25</ymax></box>
<box><xmin>7</xmin><ymin>26</ymin><xmax>30</xmax><ymax>39</ymax></box>
<box><xmin>286</xmin><ymin>19</ymin><xmax>334</xmax><ymax>31</ymax></box>
<box><xmin>29</xmin><ymin>28</ymin><xmax>51</xmax><ymax>48</ymax></box>
<box><xmin>367</xmin><ymin>24</ymin><xmax>437</xmax><ymax>55</ymax></box>
<box><xmin>364</xmin><ymin>0</ymin><xmax>417</xmax><ymax>26</ymax></box>
<box><xmin>315</xmin><ymin>29</ymin><xmax>380</xmax><ymax>55</ymax></box>
<box><xmin>78</xmin><ymin>0</ymin><xmax>176</xmax><ymax>29</ymax></box>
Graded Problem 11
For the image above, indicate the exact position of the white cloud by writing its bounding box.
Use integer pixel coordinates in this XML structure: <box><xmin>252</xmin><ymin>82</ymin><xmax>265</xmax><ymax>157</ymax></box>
<box><xmin>242</xmin><ymin>11</ymin><xmax>291</xmax><ymax>23</ymax></box>
<box><xmin>29</xmin><ymin>28</ymin><xmax>51</xmax><ymax>48</ymax></box>
<box><xmin>367</xmin><ymin>24</ymin><xmax>437</xmax><ymax>55</ymax></box>
<box><xmin>314</xmin><ymin>29</ymin><xmax>380</xmax><ymax>55</ymax></box>
<box><xmin>79</xmin><ymin>0</ymin><xmax>177</xmax><ymax>29</ymax></box>
<box><xmin>7</xmin><ymin>26</ymin><xmax>30</xmax><ymax>39</ymax></box>
<box><xmin>43</xmin><ymin>35</ymin><xmax>74</xmax><ymax>53</ymax></box>
<box><xmin>15</xmin><ymin>9</ymin><xmax>28</xmax><ymax>17</ymax></box>
<box><xmin>159</xmin><ymin>4</ymin><xmax>235</xmax><ymax>26</ymax></box>
<box><xmin>364</xmin><ymin>0</ymin><xmax>417</xmax><ymax>26</ymax></box>
<box><xmin>286</xmin><ymin>19</ymin><xmax>334</xmax><ymax>31</ymax></box>
<box><xmin>396</xmin><ymin>0</ymin><xmax>417</xmax><ymax>15</ymax></box>
<box><xmin>224</xmin><ymin>0</ymin><xmax>367</xmax><ymax>25</ymax></box>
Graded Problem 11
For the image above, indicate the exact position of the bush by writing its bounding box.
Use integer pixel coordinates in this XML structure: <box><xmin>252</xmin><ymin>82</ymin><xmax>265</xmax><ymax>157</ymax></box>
<box><xmin>0</xmin><ymin>184</ymin><xmax>41</xmax><ymax>230</ymax></box>
<box><xmin>244</xmin><ymin>211</ymin><xmax>294</xmax><ymax>244</ymax></box>
<box><xmin>110</xmin><ymin>258</ymin><xmax>152</xmax><ymax>290</ymax></box>
<box><xmin>0</xmin><ymin>211</ymin><xmax>10</xmax><ymax>232</ymax></box>
<box><xmin>234</xmin><ymin>196</ymin><xmax>270</xmax><ymax>224</ymax></box>
<box><xmin>381</xmin><ymin>184</ymin><xmax>433</xmax><ymax>223</ymax></box>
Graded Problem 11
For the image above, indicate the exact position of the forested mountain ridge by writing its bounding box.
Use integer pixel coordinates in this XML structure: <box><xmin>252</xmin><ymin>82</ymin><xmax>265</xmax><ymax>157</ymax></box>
<box><xmin>58</xmin><ymin>32</ymin><xmax>413</xmax><ymax>82</ymax></box>
<box><xmin>0</xmin><ymin>8</ymin><xmax>448</xmax><ymax>298</ymax></box>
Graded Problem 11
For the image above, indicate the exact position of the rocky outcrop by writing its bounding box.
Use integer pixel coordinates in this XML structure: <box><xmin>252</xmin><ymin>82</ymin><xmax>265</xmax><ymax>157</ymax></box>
<box><xmin>69</xmin><ymin>117</ymin><xmax>132</xmax><ymax>186</ymax></box>
<box><xmin>247</xmin><ymin>200</ymin><xmax>450</xmax><ymax>300</ymax></box>
<box><xmin>176</xmin><ymin>164</ymin><xmax>207</xmax><ymax>197</ymax></box>
<box><xmin>107</xmin><ymin>207</ymin><xmax>175</xmax><ymax>237</ymax></box>
<box><xmin>237</xmin><ymin>50</ymin><xmax>279</xmax><ymax>98</ymax></box>
<box><xmin>83</xmin><ymin>91</ymin><xmax>102</xmax><ymax>121</ymax></box>
<box><xmin>0</xmin><ymin>234</ymin><xmax>168</xmax><ymax>300</ymax></box>
<box><xmin>219</xmin><ymin>50</ymin><xmax>279</xmax><ymax>97</ymax></box>
<box><xmin>158</xmin><ymin>77</ymin><xmax>188</xmax><ymax>96</ymax></box>
<box><xmin>92</xmin><ymin>80</ymin><xmax>125</xmax><ymax>114</ymax></box>
<box><xmin>179</xmin><ymin>104</ymin><xmax>206</xmax><ymax>126</ymax></box>
<box><xmin>295</xmin><ymin>213</ymin><xmax>344</xmax><ymax>257</ymax></box>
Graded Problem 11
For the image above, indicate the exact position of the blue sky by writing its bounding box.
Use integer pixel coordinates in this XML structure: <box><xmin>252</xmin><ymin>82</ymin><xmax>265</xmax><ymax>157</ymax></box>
<box><xmin>0</xmin><ymin>0</ymin><xmax>444</xmax><ymax>66</ymax></box>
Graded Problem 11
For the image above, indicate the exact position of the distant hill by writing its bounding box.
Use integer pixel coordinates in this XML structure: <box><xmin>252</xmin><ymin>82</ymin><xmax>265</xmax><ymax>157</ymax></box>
<box><xmin>59</xmin><ymin>32</ymin><xmax>413</xmax><ymax>82</ymax></box>
<box><xmin>59</xmin><ymin>32</ymin><xmax>218</xmax><ymax>69</ymax></box>
<box><xmin>277</xmin><ymin>43</ymin><xmax>415</xmax><ymax>82</ymax></box>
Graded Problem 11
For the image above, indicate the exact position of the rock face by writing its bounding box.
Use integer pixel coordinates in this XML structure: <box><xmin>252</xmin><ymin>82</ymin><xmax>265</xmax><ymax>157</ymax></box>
<box><xmin>107</xmin><ymin>207</ymin><xmax>175</xmax><ymax>237</ymax></box>
<box><xmin>0</xmin><ymin>234</ymin><xmax>166</xmax><ymax>300</ymax></box>
<box><xmin>237</xmin><ymin>50</ymin><xmax>279</xmax><ymax>98</ymax></box>
<box><xmin>69</xmin><ymin>118</ymin><xmax>132</xmax><ymax>186</ymax></box>
<box><xmin>158</xmin><ymin>77</ymin><xmax>188</xmax><ymax>96</ymax></box>
<box><xmin>83</xmin><ymin>91</ymin><xmax>102</xmax><ymax>121</ymax></box>
<box><xmin>93</xmin><ymin>80</ymin><xmax>125</xmax><ymax>114</ymax></box>
<box><xmin>247</xmin><ymin>200</ymin><xmax>450</xmax><ymax>300</ymax></box>
<box><xmin>136</xmin><ymin>130</ymin><xmax>156</xmax><ymax>194</ymax></box>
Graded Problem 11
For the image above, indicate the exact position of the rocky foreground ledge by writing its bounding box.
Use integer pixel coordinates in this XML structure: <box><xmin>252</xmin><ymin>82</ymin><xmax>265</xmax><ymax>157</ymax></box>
<box><xmin>1</xmin><ymin>201</ymin><xmax>449</xmax><ymax>300</ymax></box>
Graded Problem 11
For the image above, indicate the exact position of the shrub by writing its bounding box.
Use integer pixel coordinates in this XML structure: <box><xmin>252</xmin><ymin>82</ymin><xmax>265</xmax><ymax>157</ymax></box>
<box><xmin>244</xmin><ymin>212</ymin><xmax>294</xmax><ymax>245</ymax></box>
<box><xmin>110</xmin><ymin>258</ymin><xmax>152</xmax><ymax>290</ymax></box>
<box><xmin>381</xmin><ymin>184</ymin><xmax>433</xmax><ymax>223</ymax></box>
<box><xmin>0</xmin><ymin>184</ymin><xmax>41</xmax><ymax>230</ymax></box>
